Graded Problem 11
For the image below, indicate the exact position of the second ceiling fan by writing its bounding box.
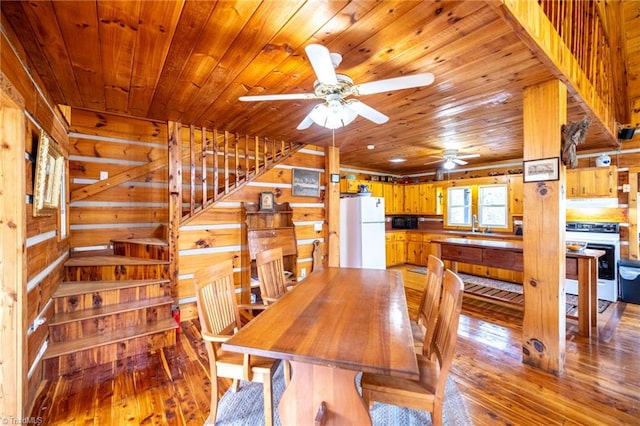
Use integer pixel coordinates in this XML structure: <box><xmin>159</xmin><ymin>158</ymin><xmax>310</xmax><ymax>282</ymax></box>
<box><xmin>239</xmin><ymin>44</ymin><xmax>435</xmax><ymax>130</ymax></box>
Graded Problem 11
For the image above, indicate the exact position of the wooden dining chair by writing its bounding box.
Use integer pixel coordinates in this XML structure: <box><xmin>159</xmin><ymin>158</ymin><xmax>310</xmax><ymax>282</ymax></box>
<box><xmin>256</xmin><ymin>246</ymin><xmax>294</xmax><ymax>305</ymax></box>
<box><xmin>194</xmin><ymin>260</ymin><xmax>278</xmax><ymax>426</ymax></box>
<box><xmin>255</xmin><ymin>247</ymin><xmax>293</xmax><ymax>384</ymax></box>
<box><xmin>361</xmin><ymin>269</ymin><xmax>465</xmax><ymax>426</ymax></box>
<box><xmin>411</xmin><ymin>255</ymin><xmax>445</xmax><ymax>355</ymax></box>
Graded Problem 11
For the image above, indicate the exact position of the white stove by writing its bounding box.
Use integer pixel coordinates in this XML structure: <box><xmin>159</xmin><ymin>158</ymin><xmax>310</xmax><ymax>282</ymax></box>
<box><xmin>565</xmin><ymin>222</ymin><xmax>620</xmax><ymax>302</ymax></box>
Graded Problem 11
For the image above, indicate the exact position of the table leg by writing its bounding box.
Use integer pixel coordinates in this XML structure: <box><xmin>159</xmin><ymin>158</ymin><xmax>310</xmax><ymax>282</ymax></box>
<box><xmin>577</xmin><ymin>258</ymin><xmax>592</xmax><ymax>337</ymax></box>
<box><xmin>279</xmin><ymin>361</ymin><xmax>371</xmax><ymax>426</ymax></box>
<box><xmin>589</xmin><ymin>258</ymin><xmax>598</xmax><ymax>331</ymax></box>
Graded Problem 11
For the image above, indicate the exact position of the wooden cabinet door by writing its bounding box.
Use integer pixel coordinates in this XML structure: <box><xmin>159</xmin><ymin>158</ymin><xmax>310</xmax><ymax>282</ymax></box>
<box><xmin>369</xmin><ymin>181</ymin><xmax>383</xmax><ymax>197</ymax></box>
<box><xmin>406</xmin><ymin>241</ymin><xmax>421</xmax><ymax>265</ymax></box>
<box><xmin>382</xmin><ymin>183</ymin><xmax>394</xmax><ymax>214</ymax></box>
<box><xmin>418</xmin><ymin>183</ymin><xmax>437</xmax><ymax>214</ymax></box>
<box><xmin>567</xmin><ymin>167</ymin><xmax>617</xmax><ymax>198</ymax></box>
<box><xmin>509</xmin><ymin>175</ymin><xmax>523</xmax><ymax>215</ymax></box>
<box><xmin>566</xmin><ymin>170</ymin><xmax>581</xmax><ymax>197</ymax></box>
<box><xmin>392</xmin><ymin>185</ymin><xmax>404</xmax><ymax>214</ymax></box>
<box><xmin>404</xmin><ymin>185</ymin><xmax>419</xmax><ymax>213</ymax></box>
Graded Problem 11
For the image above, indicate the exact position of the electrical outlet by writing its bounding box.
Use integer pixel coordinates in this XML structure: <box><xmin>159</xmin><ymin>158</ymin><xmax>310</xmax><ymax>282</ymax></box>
<box><xmin>314</xmin><ymin>223</ymin><xmax>323</xmax><ymax>232</ymax></box>
<box><xmin>100</xmin><ymin>171</ymin><xmax>108</xmax><ymax>180</ymax></box>
<box><xmin>623</xmin><ymin>184</ymin><xmax>631</xmax><ymax>193</ymax></box>
<box><xmin>300</xmin><ymin>268</ymin><xmax>306</xmax><ymax>278</ymax></box>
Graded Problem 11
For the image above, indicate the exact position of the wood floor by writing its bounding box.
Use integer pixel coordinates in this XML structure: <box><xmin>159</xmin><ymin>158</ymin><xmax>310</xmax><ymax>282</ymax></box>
<box><xmin>29</xmin><ymin>265</ymin><xmax>640</xmax><ymax>425</ymax></box>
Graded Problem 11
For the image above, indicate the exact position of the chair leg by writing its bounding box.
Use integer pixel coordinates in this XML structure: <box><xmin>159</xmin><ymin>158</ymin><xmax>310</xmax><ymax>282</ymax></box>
<box><xmin>231</xmin><ymin>379</ymin><xmax>240</xmax><ymax>392</ymax></box>
<box><xmin>432</xmin><ymin>402</ymin><xmax>443</xmax><ymax>426</ymax></box>
<box><xmin>263</xmin><ymin>373</ymin><xmax>274</xmax><ymax>426</ymax></box>
<box><xmin>209</xmin><ymin>377</ymin><xmax>219</xmax><ymax>424</ymax></box>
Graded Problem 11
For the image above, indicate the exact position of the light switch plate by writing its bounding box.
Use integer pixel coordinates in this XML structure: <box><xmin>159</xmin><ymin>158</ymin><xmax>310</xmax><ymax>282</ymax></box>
<box><xmin>623</xmin><ymin>184</ymin><xmax>631</xmax><ymax>193</ymax></box>
<box><xmin>100</xmin><ymin>171</ymin><xmax>108</xmax><ymax>180</ymax></box>
<box><xmin>314</xmin><ymin>223</ymin><xmax>323</xmax><ymax>231</ymax></box>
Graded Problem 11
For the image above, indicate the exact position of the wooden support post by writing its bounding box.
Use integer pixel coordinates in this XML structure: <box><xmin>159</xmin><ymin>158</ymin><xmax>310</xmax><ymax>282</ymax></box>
<box><xmin>244</xmin><ymin>134</ymin><xmax>249</xmax><ymax>179</ymax></box>
<box><xmin>234</xmin><ymin>133</ymin><xmax>240</xmax><ymax>187</ymax></box>
<box><xmin>1</xmin><ymin>86</ymin><xmax>27</xmax><ymax>419</ymax></box>
<box><xmin>522</xmin><ymin>79</ymin><xmax>567</xmax><ymax>374</ymax></box>
<box><xmin>224</xmin><ymin>130</ymin><xmax>229</xmax><ymax>194</ymax></box>
<box><xmin>168</xmin><ymin>122</ymin><xmax>182</xmax><ymax>300</ymax></box>
<box><xmin>213</xmin><ymin>129</ymin><xmax>219</xmax><ymax>201</ymax></box>
<box><xmin>189</xmin><ymin>125</ymin><xmax>196</xmax><ymax>215</ymax></box>
<box><xmin>629</xmin><ymin>169</ymin><xmax>639</xmax><ymax>260</ymax></box>
<box><xmin>201</xmin><ymin>126</ymin><xmax>208</xmax><ymax>206</ymax></box>
<box><xmin>325</xmin><ymin>146</ymin><xmax>340</xmax><ymax>267</ymax></box>
<box><xmin>254</xmin><ymin>136</ymin><xmax>260</xmax><ymax>175</ymax></box>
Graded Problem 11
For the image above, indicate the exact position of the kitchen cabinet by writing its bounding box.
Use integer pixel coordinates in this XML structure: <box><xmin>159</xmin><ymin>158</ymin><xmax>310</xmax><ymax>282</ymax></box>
<box><xmin>509</xmin><ymin>175</ymin><xmax>523</xmax><ymax>216</ymax></box>
<box><xmin>403</xmin><ymin>185</ymin><xmax>420</xmax><ymax>213</ymax></box>
<box><xmin>418</xmin><ymin>183</ymin><xmax>441</xmax><ymax>215</ymax></box>
<box><xmin>566</xmin><ymin>166</ymin><xmax>617</xmax><ymax>198</ymax></box>
<box><xmin>382</xmin><ymin>183</ymin><xmax>404</xmax><ymax>214</ymax></box>
<box><xmin>385</xmin><ymin>231</ymin><xmax>406</xmax><ymax>267</ymax></box>
<box><xmin>406</xmin><ymin>232</ymin><xmax>432</xmax><ymax>266</ymax></box>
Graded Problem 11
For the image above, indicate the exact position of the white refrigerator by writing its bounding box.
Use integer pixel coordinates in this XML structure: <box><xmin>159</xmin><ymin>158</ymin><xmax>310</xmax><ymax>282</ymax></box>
<box><xmin>340</xmin><ymin>196</ymin><xmax>386</xmax><ymax>269</ymax></box>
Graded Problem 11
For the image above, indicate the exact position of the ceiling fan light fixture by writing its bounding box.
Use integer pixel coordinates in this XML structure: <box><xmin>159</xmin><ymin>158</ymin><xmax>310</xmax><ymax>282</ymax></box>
<box><xmin>309</xmin><ymin>99</ymin><xmax>357</xmax><ymax>129</ymax></box>
<box><xmin>443</xmin><ymin>158</ymin><xmax>456</xmax><ymax>170</ymax></box>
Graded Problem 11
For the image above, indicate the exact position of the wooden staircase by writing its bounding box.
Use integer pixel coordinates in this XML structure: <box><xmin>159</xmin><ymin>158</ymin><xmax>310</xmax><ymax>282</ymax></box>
<box><xmin>43</xmin><ymin>238</ymin><xmax>178</xmax><ymax>378</ymax></box>
<box><xmin>46</xmin><ymin>124</ymin><xmax>303</xmax><ymax>377</ymax></box>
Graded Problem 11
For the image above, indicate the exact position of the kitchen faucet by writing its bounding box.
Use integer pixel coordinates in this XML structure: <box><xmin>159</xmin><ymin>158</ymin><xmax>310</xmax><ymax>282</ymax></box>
<box><xmin>472</xmin><ymin>214</ymin><xmax>479</xmax><ymax>232</ymax></box>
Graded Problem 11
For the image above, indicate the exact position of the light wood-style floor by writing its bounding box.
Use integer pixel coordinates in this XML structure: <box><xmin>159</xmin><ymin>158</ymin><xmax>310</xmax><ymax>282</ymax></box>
<box><xmin>30</xmin><ymin>265</ymin><xmax>640</xmax><ymax>425</ymax></box>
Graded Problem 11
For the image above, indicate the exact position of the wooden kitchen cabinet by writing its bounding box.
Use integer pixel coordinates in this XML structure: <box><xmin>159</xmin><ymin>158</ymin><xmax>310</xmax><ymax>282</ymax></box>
<box><xmin>385</xmin><ymin>231</ymin><xmax>406</xmax><ymax>267</ymax></box>
<box><xmin>403</xmin><ymin>185</ymin><xmax>420</xmax><ymax>213</ymax></box>
<box><xmin>406</xmin><ymin>232</ymin><xmax>431</xmax><ymax>266</ymax></box>
<box><xmin>383</xmin><ymin>183</ymin><xmax>404</xmax><ymax>214</ymax></box>
<box><xmin>509</xmin><ymin>175</ymin><xmax>523</xmax><ymax>216</ymax></box>
<box><xmin>418</xmin><ymin>183</ymin><xmax>440</xmax><ymax>214</ymax></box>
<box><xmin>566</xmin><ymin>166</ymin><xmax>617</xmax><ymax>198</ymax></box>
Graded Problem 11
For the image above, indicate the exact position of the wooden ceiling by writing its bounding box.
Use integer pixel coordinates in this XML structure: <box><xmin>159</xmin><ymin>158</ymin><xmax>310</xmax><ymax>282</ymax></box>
<box><xmin>1</xmin><ymin>1</ymin><xmax>634</xmax><ymax>175</ymax></box>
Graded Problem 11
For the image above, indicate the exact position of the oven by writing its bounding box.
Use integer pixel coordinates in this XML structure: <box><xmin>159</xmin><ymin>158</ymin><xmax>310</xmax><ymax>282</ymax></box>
<box><xmin>565</xmin><ymin>222</ymin><xmax>620</xmax><ymax>302</ymax></box>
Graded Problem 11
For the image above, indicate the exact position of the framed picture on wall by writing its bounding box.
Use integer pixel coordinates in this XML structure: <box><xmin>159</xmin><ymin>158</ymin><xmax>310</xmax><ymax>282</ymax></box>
<box><xmin>33</xmin><ymin>129</ymin><xmax>64</xmax><ymax>217</ymax></box>
<box><xmin>292</xmin><ymin>168</ymin><xmax>320</xmax><ymax>197</ymax></box>
<box><xmin>259</xmin><ymin>191</ymin><xmax>275</xmax><ymax>211</ymax></box>
<box><xmin>523</xmin><ymin>157</ymin><xmax>560</xmax><ymax>182</ymax></box>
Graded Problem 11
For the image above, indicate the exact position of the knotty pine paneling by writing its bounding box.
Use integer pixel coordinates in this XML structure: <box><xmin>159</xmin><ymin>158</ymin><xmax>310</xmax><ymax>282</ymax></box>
<box><xmin>69</xmin><ymin>206</ymin><xmax>168</xmax><ymax>225</ymax></box>
<box><xmin>69</xmin><ymin>161</ymin><xmax>168</xmax><ymax>182</ymax></box>
<box><xmin>69</xmin><ymin>137</ymin><xmax>167</xmax><ymax>163</ymax></box>
<box><xmin>70</xmin><ymin>226</ymin><xmax>165</xmax><ymax>249</ymax></box>
<box><xmin>295</xmin><ymin>224</ymin><xmax>325</xmax><ymax>240</ymax></box>
<box><xmin>178</xmin><ymin>227</ymin><xmax>241</xmax><ymax>251</ymax></box>
<box><xmin>178</xmin><ymin>251</ymin><xmax>242</xmax><ymax>277</ymax></box>
<box><xmin>69</xmin><ymin>108</ymin><xmax>167</xmax><ymax>144</ymax></box>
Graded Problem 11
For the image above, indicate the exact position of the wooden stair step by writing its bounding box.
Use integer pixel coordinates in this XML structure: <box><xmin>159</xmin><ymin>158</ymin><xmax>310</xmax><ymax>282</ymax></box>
<box><xmin>43</xmin><ymin>318</ymin><xmax>179</xmax><ymax>359</ymax></box>
<box><xmin>65</xmin><ymin>255</ymin><xmax>169</xmax><ymax>266</ymax></box>
<box><xmin>50</xmin><ymin>295</ymin><xmax>174</xmax><ymax>325</ymax></box>
<box><xmin>53</xmin><ymin>278</ymin><xmax>170</xmax><ymax>298</ymax></box>
<box><xmin>111</xmin><ymin>237</ymin><xmax>168</xmax><ymax>246</ymax></box>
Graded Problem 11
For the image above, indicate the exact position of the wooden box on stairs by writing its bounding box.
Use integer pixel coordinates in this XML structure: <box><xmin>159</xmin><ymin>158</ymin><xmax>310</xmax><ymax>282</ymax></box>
<box><xmin>241</xmin><ymin>201</ymin><xmax>298</xmax><ymax>303</ymax></box>
<box><xmin>43</xmin><ymin>238</ymin><xmax>178</xmax><ymax>378</ymax></box>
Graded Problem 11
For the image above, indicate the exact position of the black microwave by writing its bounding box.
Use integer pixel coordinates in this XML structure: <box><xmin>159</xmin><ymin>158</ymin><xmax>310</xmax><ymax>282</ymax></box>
<box><xmin>391</xmin><ymin>216</ymin><xmax>418</xmax><ymax>229</ymax></box>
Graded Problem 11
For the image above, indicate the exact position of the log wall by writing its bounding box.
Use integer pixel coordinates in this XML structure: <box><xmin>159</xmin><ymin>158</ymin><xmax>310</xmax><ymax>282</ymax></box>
<box><xmin>1</xmin><ymin>21</ymin><xmax>70</xmax><ymax>415</ymax></box>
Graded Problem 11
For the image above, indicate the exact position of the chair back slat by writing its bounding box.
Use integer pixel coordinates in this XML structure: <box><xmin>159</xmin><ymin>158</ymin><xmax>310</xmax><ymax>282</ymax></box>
<box><xmin>256</xmin><ymin>247</ymin><xmax>288</xmax><ymax>304</ymax></box>
<box><xmin>418</xmin><ymin>255</ymin><xmax>445</xmax><ymax>358</ymax></box>
<box><xmin>194</xmin><ymin>260</ymin><xmax>241</xmax><ymax>361</ymax></box>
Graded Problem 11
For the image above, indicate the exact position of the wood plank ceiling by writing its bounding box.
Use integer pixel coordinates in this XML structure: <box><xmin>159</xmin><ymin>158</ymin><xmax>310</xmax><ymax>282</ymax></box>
<box><xmin>1</xmin><ymin>0</ymin><xmax>635</xmax><ymax>175</ymax></box>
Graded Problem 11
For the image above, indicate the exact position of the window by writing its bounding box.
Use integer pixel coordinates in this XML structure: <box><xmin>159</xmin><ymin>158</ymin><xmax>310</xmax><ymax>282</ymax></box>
<box><xmin>478</xmin><ymin>184</ymin><xmax>508</xmax><ymax>228</ymax></box>
<box><xmin>446</xmin><ymin>187</ymin><xmax>472</xmax><ymax>226</ymax></box>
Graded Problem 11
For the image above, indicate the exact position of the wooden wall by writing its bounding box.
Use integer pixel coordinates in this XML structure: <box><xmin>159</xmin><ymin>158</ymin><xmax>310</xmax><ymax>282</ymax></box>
<box><xmin>1</xmin><ymin>21</ymin><xmax>70</xmax><ymax>415</ymax></box>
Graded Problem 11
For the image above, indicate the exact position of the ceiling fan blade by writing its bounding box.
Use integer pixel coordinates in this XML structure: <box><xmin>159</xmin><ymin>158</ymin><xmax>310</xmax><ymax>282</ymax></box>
<box><xmin>305</xmin><ymin>44</ymin><xmax>338</xmax><ymax>85</ymax></box>
<box><xmin>423</xmin><ymin>158</ymin><xmax>445</xmax><ymax>165</ymax></box>
<box><xmin>353</xmin><ymin>72</ymin><xmax>435</xmax><ymax>96</ymax></box>
<box><xmin>453</xmin><ymin>158</ymin><xmax>468</xmax><ymax>165</ymax></box>
<box><xmin>296</xmin><ymin>110</ymin><xmax>316</xmax><ymax>130</ymax></box>
<box><xmin>239</xmin><ymin>93</ymin><xmax>317</xmax><ymax>102</ymax></box>
<box><xmin>344</xmin><ymin>100</ymin><xmax>389</xmax><ymax>124</ymax></box>
<box><xmin>457</xmin><ymin>153</ymin><xmax>481</xmax><ymax>160</ymax></box>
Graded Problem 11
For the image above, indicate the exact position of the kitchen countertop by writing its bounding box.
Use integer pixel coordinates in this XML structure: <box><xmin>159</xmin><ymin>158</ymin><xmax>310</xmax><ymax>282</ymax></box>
<box><xmin>386</xmin><ymin>229</ymin><xmax>523</xmax><ymax>241</ymax></box>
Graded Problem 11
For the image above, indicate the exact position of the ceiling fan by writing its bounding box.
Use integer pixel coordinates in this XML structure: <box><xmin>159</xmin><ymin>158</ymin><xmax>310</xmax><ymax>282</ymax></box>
<box><xmin>239</xmin><ymin>44</ymin><xmax>435</xmax><ymax>130</ymax></box>
<box><xmin>424</xmin><ymin>149</ymin><xmax>480</xmax><ymax>170</ymax></box>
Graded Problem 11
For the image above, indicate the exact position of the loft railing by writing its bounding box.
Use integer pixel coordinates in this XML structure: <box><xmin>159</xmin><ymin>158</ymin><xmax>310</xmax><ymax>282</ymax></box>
<box><xmin>538</xmin><ymin>0</ymin><xmax>614</xmax><ymax>122</ymax></box>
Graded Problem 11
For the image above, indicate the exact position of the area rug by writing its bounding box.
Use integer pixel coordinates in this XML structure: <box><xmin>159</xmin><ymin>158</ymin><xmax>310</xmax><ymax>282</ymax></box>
<box><xmin>213</xmin><ymin>364</ymin><xmax>472</xmax><ymax>425</ymax></box>
<box><xmin>409</xmin><ymin>267</ymin><xmax>611</xmax><ymax>313</ymax></box>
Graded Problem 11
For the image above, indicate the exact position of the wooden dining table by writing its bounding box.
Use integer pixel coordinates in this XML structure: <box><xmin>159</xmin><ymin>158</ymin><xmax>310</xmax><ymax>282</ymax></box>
<box><xmin>222</xmin><ymin>267</ymin><xmax>419</xmax><ymax>426</ymax></box>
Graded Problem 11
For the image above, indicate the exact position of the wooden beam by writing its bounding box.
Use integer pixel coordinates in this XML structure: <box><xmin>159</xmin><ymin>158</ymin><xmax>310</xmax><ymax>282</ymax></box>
<box><xmin>0</xmin><ymin>87</ymin><xmax>27</xmax><ymax>418</ymax></box>
<box><xmin>325</xmin><ymin>146</ymin><xmax>340</xmax><ymax>268</ymax></box>
<box><xmin>522</xmin><ymin>79</ymin><xmax>567</xmax><ymax>374</ymax></box>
